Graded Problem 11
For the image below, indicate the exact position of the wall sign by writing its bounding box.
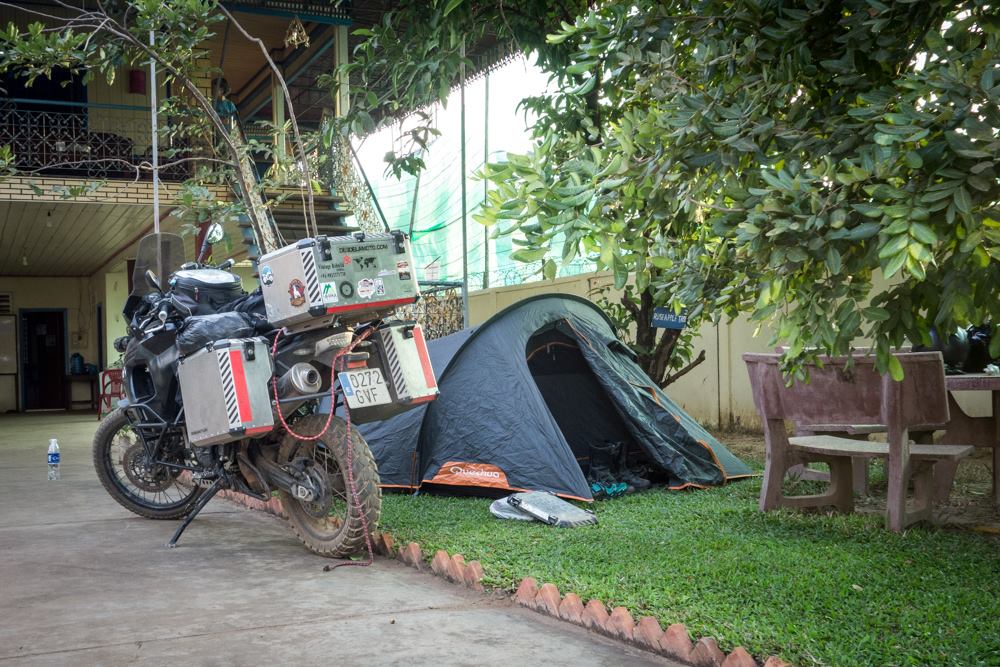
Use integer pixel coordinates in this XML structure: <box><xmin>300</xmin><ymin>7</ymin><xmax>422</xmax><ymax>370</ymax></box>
<box><xmin>652</xmin><ymin>307</ymin><xmax>687</xmax><ymax>330</ymax></box>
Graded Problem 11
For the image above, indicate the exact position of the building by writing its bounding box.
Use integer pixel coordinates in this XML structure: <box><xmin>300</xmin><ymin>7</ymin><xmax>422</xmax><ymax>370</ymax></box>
<box><xmin>0</xmin><ymin>2</ymin><xmax>366</xmax><ymax>412</ymax></box>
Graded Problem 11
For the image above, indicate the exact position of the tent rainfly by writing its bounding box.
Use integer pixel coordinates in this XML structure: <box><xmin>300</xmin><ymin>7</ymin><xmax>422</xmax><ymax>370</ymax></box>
<box><xmin>359</xmin><ymin>294</ymin><xmax>752</xmax><ymax>501</ymax></box>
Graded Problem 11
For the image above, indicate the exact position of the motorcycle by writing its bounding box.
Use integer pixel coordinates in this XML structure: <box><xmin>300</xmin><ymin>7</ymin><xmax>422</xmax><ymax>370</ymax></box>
<box><xmin>93</xmin><ymin>225</ymin><xmax>435</xmax><ymax>556</ymax></box>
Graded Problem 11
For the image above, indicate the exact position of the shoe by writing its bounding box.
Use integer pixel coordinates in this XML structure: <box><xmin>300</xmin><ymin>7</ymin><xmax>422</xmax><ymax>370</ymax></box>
<box><xmin>619</xmin><ymin>469</ymin><xmax>651</xmax><ymax>491</ymax></box>
<box><xmin>587</xmin><ymin>441</ymin><xmax>621</xmax><ymax>484</ymax></box>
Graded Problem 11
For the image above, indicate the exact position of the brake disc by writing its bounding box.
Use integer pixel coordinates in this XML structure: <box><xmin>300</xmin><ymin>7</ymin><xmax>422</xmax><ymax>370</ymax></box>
<box><xmin>122</xmin><ymin>442</ymin><xmax>175</xmax><ymax>492</ymax></box>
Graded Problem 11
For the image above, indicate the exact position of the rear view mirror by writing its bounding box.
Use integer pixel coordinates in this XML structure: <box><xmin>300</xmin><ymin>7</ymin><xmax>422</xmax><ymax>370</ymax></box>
<box><xmin>206</xmin><ymin>222</ymin><xmax>225</xmax><ymax>245</ymax></box>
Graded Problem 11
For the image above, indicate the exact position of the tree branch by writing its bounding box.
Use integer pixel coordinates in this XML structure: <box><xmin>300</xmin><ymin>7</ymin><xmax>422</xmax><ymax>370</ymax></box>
<box><xmin>218</xmin><ymin>4</ymin><xmax>316</xmax><ymax>235</ymax></box>
<box><xmin>649</xmin><ymin>327</ymin><xmax>680</xmax><ymax>383</ymax></box>
<box><xmin>661</xmin><ymin>349</ymin><xmax>706</xmax><ymax>388</ymax></box>
<box><xmin>620</xmin><ymin>293</ymin><xmax>640</xmax><ymax>319</ymax></box>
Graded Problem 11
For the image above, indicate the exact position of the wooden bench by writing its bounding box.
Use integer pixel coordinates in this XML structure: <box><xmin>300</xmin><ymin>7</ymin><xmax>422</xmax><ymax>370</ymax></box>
<box><xmin>744</xmin><ymin>351</ymin><xmax>974</xmax><ymax>531</ymax></box>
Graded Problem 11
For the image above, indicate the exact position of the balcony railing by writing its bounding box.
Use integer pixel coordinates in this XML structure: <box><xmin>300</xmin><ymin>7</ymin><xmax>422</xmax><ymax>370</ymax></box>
<box><xmin>0</xmin><ymin>99</ymin><xmax>191</xmax><ymax>181</ymax></box>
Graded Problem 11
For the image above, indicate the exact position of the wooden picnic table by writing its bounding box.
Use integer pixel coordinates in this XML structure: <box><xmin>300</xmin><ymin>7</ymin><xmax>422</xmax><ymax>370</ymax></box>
<box><xmin>939</xmin><ymin>373</ymin><xmax>1000</xmax><ymax>507</ymax></box>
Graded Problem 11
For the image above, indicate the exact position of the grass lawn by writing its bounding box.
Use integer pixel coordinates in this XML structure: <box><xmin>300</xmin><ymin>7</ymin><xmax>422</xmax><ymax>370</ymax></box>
<box><xmin>378</xmin><ymin>444</ymin><xmax>1000</xmax><ymax>667</ymax></box>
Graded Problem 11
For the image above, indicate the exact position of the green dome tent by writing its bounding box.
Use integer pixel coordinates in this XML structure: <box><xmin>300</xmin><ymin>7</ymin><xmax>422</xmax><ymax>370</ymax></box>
<box><xmin>360</xmin><ymin>294</ymin><xmax>752</xmax><ymax>500</ymax></box>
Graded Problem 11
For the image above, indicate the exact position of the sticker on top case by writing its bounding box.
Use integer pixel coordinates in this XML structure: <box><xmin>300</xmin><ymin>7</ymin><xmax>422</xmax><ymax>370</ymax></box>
<box><xmin>357</xmin><ymin>278</ymin><xmax>376</xmax><ymax>299</ymax></box>
<box><xmin>260</xmin><ymin>265</ymin><xmax>274</xmax><ymax>286</ymax></box>
<box><xmin>321</xmin><ymin>281</ymin><xmax>339</xmax><ymax>304</ymax></box>
<box><xmin>288</xmin><ymin>279</ymin><xmax>306</xmax><ymax>307</ymax></box>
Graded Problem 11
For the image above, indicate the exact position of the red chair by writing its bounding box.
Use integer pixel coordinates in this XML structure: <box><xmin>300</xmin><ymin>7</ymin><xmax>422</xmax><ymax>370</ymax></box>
<box><xmin>97</xmin><ymin>369</ymin><xmax>125</xmax><ymax>420</ymax></box>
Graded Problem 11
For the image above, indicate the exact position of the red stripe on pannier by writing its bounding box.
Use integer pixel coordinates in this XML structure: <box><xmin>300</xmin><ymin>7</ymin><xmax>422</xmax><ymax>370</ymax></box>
<box><xmin>412</xmin><ymin>325</ymin><xmax>437</xmax><ymax>389</ymax></box>
<box><xmin>228</xmin><ymin>349</ymin><xmax>253</xmax><ymax>424</ymax></box>
<box><xmin>325</xmin><ymin>297</ymin><xmax>416</xmax><ymax>314</ymax></box>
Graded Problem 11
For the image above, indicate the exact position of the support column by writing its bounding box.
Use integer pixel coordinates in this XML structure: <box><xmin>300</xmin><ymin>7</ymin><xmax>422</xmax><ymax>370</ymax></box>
<box><xmin>459</xmin><ymin>39</ymin><xmax>469</xmax><ymax>329</ymax></box>
<box><xmin>334</xmin><ymin>24</ymin><xmax>350</xmax><ymax>118</ymax></box>
<box><xmin>482</xmin><ymin>72</ymin><xmax>489</xmax><ymax>290</ymax></box>
<box><xmin>271</xmin><ymin>73</ymin><xmax>286</xmax><ymax>162</ymax></box>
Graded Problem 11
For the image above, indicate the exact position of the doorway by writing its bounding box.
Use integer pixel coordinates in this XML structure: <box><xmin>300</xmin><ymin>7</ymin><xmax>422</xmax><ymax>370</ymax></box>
<box><xmin>525</xmin><ymin>325</ymin><xmax>636</xmax><ymax>474</ymax></box>
<box><xmin>96</xmin><ymin>304</ymin><xmax>105</xmax><ymax>370</ymax></box>
<box><xmin>20</xmin><ymin>310</ymin><xmax>67</xmax><ymax>410</ymax></box>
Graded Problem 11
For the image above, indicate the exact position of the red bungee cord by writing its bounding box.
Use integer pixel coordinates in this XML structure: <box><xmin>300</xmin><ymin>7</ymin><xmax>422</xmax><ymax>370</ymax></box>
<box><xmin>270</xmin><ymin>326</ymin><xmax>377</xmax><ymax>570</ymax></box>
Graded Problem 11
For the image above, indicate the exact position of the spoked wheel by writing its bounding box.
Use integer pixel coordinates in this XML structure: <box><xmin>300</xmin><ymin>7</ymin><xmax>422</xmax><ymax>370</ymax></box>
<box><xmin>277</xmin><ymin>414</ymin><xmax>381</xmax><ymax>558</ymax></box>
<box><xmin>93</xmin><ymin>408</ymin><xmax>203</xmax><ymax>519</ymax></box>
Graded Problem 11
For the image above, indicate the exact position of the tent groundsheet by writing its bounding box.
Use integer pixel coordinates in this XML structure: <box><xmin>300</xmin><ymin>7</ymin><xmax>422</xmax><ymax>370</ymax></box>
<box><xmin>359</xmin><ymin>294</ymin><xmax>752</xmax><ymax>500</ymax></box>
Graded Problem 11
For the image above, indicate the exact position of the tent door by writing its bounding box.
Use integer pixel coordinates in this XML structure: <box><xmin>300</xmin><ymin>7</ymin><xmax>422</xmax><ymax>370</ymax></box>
<box><xmin>526</xmin><ymin>327</ymin><xmax>637</xmax><ymax>476</ymax></box>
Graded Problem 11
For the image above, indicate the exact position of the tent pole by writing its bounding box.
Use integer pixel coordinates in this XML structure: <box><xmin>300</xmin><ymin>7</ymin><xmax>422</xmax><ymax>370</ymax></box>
<box><xmin>408</xmin><ymin>167</ymin><xmax>421</xmax><ymax>238</ymax></box>
<box><xmin>149</xmin><ymin>29</ymin><xmax>159</xmax><ymax>233</ymax></box>
<box><xmin>459</xmin><ymin>38</ymin><xmax>469</xmax><ymax>329</ymax></box>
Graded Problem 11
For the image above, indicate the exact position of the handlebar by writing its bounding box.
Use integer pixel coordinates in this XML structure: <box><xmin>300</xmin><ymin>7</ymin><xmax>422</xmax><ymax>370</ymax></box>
<box><xmin>179</xmin><ymin>258</ymin><xmax>235</xmax><ymax>272</ymax></box>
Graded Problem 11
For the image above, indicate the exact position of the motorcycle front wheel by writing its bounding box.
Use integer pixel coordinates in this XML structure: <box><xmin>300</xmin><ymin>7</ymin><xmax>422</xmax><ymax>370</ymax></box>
<box><xmin>93</xmin><ymin>408</ymin><xmax>203</xmax><ymax>519</ymax></box>
<box><xmin>277</xmin><ymin>414</ymin><xmax>381</xmax><ymax>558</ymax></box>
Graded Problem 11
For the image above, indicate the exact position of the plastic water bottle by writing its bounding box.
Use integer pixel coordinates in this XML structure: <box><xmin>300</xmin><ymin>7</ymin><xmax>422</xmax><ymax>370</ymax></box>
<box><xmin>47</xmin><ymin>438</ymin><xmax>60</xmax><ymax>480</ymax></box>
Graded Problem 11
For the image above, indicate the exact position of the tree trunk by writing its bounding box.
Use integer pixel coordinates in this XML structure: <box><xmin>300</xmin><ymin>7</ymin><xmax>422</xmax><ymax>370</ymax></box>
<box><xmin>625</xmin><ymin>291</ymin><xmax>705</xmax><ymax>389</ymax></box>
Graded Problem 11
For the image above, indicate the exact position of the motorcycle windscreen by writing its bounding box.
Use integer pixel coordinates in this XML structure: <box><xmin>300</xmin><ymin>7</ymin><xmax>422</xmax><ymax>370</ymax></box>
<box><xmin>124</xmin><ymin>233</ymin><xmax>186</xmax><ymax>317</ymax></box>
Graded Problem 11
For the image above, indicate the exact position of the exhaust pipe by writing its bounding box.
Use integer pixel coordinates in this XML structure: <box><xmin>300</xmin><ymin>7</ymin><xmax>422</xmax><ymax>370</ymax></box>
<box><xmin>275</xmin><ymin>362</ymin><xmax>322</xmax><ymax>414</ymax></box>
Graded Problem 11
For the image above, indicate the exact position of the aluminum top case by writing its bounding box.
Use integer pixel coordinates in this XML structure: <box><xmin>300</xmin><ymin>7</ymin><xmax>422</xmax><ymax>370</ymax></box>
<box><xmin>259</xmin><ymin>231</ymin><xmax>419</xmax><ymax>330</ymax></box>
<box><xmin>177</xmin><ymin>337</ymin><xmax>274</xmax><ymax>447</ymax></box>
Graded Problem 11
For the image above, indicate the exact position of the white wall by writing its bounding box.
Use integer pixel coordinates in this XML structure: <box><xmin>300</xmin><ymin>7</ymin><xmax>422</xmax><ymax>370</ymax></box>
<box><xmin>0</xmin><ymin>276</ymin><xmax>102</xmax><ymax>411</ymax></box>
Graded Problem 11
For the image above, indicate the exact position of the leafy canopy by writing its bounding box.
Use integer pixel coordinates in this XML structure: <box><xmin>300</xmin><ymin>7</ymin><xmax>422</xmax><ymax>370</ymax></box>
<box><xmin>475</xmin><ymin>0</ymin><xmax>1000</xmax><ymax>379</ymax></box>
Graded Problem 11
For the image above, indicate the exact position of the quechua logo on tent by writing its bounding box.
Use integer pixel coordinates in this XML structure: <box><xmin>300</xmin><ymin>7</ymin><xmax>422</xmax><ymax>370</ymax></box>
<box><xmin>428</xmin><ymin>461</ymin><xmax>509</xmax><ymax>489</ymax></box>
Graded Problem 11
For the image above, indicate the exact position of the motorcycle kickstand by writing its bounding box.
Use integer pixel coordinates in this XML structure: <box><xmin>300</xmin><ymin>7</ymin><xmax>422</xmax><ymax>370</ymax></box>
<box><xmin>167</xmin><ymin>477</ymin><xmax>224</xmax><ymax>549</ymax></box>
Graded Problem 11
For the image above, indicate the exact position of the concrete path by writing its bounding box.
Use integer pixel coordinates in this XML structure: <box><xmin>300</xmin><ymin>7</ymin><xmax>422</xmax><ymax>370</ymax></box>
<box><xmin>0</xmin><ymin>413</ymin><xmax>675</xmax><ymax>666</ymax></box>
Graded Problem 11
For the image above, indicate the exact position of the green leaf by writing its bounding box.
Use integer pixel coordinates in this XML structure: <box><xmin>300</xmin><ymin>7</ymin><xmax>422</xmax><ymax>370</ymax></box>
<box><xmin>851</xmin><ymin>204</ymin><xmax>883</xmax><ymax>218</ymax></box>
<box><xmin>442</xmin><ymin>0</ymin><xmax>464</xmax><ymax>17</ymax></box>
<box><xmin>570</xmin><ymin>76</ymin><xmax>597</xmax><ymax>96</ymax></box>
<box><xmin>953</xmin><ymin>187</ymin><xmax>972</xmax><ymax>215</ymax></box>
<box><xmin>510</xmin><ymin>247</ymin><xmax>548</xmax><ymax>263</ymax></box>
<box><xmin>862</xmin><ymin>307</ymin><xmax>891</xmax><ymax>322</ymax></box>
<box><xmin>904</xmin><ymin>150</ymin><xmax>923</xmax><ymax>169</ymax></box>
<box><xmin>845</xmin><ymin>222</ymin><xmax>881</xmax><ymax>240</ymax></box>
<box><xmin>561</xmin><ymin>188</ymin><xmax>595</xmax><ymax>207</ymax></box>
<box><xmin>542</xmin><ymin>259</ymin><xmax>557</xmax><ymax>280</ymax></box>
<box><xmin>825</xmin><ymin>246</ymin><xmax>842</xmax><ymax>275</ymax></box>
<box><xmin>908</xmin><ymin>244</ymin><xmax>931</xmax><ymax>266</ymax></box>
<box><xmin>905</xmin><ymin>254</ymin><xmax>926</xmax><ymax>280</ymax></box>
<box><xmin>635</xmin><ymin>268</ymin><xmax>650</xmax><ymax>292</ymax></box>
<box><xmin>878</xmin><ymin>233</ymin><xmax>909</xmax><ymax>259</ymax></box>
<box><xmin>990</xmin><ymin>331</ymin><xmax>1000</xmax><ymax>359</ymax></box>
<box><xmin>887</xmin><ymin>355</ymin><xmax>904</xmax><ymax>382</ymax></box>
<box><xmin>612</xmin><ymin>255</ymin><xmax>628</xmax><ymax>290</ymax></box>
<box><xmin>566</xmin><ymin>61</ymin><xmax>596</xmax><ymax>75</ymax></box>
<box><xmin>883</xmin><ymin>249</ymin><xmax>908</xmax><ymax>278</ymax></box>
<box><xmin>909</xmin><ymin>222</ymin><xmax>936</xmax><ymax>245</ymax></box>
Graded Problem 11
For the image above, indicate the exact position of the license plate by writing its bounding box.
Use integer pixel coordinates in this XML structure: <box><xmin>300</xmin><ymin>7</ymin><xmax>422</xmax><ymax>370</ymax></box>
<box><xmin>338</xmin><ymin>368</ymin><xmax>392</xmax><ymax>409</ymax></box>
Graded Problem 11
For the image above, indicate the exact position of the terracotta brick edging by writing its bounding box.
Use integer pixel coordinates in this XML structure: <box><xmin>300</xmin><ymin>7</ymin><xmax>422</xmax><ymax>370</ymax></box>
<box><xmin>224</xmin><ymin>491</ymin><xmax>792</xmax><ymax>667</ymax></box>
<box><xmin>218</xmin><ymin>487</ymin><xmax>287</xmax><ymax>518</ymax></box>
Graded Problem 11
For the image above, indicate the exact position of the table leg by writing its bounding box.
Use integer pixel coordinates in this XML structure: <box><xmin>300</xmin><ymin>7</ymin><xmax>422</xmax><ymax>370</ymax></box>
<box><xmin>994</xmin><ymin>392</ymin><xmax>1000</xmax><ymax>508</ymax></box>
<box><xmin>851</xmin><ymin>458</ymin><xmax>869</xmax><ymax>496</ymax></box>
